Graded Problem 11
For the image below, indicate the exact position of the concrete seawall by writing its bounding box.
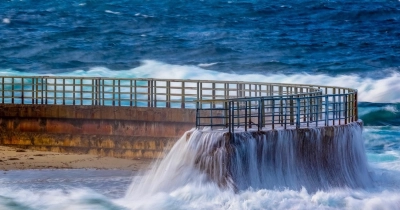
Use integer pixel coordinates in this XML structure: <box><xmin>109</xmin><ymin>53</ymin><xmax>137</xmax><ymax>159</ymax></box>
<box><xmin>0</xmin><ymin>76</ymin><xmax>360</xmax><ymax>160</ymax></box>
<box><xmin>0</xmin><ymin>104</ymin><xmax>196</xmax><ymax>158</ymax></box>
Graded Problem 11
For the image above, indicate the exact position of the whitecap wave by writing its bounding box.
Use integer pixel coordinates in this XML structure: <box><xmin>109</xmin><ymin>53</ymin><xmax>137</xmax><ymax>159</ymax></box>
<box><xmin>1</xmin><ymin>60</ymin><xmax>400</xmax><ymax>103</ymax></box>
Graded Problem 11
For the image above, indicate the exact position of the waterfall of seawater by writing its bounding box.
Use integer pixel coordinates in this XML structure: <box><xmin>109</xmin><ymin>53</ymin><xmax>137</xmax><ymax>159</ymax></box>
<box><xmin>126</xmin><ymin>122</ymin><xmax>372</xmax><ymax>198</ymax></box>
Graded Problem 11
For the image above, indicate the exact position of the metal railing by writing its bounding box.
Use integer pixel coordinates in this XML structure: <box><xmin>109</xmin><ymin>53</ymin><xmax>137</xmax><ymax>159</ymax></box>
<box><xmin>0</xmin><ymin>76</ymin><xmax>357</xmax><ymax>131</ymax></box>
<box><xmin>196</xmin><ymin>87</ymin><xmax>358</xmax><ymax>131</ymax></box>
<box><xmin>0</xmin><ymin>76</ymin><xmax>319</xmax><ymax>108</ymax></box>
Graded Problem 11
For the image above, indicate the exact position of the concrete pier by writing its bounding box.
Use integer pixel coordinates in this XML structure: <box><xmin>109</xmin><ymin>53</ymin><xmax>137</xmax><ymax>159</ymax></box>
<box><xmin>0</xmin><ymin>76</ymin><xmax>359</xmax><ymax>159</ymax></box>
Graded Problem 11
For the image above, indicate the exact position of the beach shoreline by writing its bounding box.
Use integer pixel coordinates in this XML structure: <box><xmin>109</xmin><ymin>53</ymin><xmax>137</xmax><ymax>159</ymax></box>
<box><xmin>0</xmin><ymin>146</ymin><xmax>154</xmax><ymax>171</ymax></box>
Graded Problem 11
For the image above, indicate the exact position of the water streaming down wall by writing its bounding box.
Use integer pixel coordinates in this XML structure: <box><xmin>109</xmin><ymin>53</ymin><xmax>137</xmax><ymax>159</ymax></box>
<box><xmin>228</xmin><ymin>122</ymin><xmax>372</xmax><ymax>192</ymax></box>
<box><xmin>127</xmin><ymin>122</ymin><xmax>372</xmax><ymax>196</ymax></box>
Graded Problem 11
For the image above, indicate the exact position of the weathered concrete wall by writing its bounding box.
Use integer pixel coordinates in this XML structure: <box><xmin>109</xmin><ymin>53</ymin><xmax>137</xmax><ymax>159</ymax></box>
<box><xmin>0</xmin><ymin>104</ymin><xmax>196</xmax><ymax>159</ymax></box>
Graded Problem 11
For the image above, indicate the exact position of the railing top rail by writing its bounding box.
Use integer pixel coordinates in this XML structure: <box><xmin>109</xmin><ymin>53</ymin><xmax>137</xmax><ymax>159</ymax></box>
<box><xmin>0</xmin><ymin>75</ymin><xmax>357</xmax><ymax>93</ymax></box>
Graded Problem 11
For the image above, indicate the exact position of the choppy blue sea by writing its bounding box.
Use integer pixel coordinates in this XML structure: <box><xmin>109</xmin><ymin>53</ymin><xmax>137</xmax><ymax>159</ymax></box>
<box><xmin>1</xmin><ymin>0</ymin><xmax>400</xmax><ymax>209</ymax></box>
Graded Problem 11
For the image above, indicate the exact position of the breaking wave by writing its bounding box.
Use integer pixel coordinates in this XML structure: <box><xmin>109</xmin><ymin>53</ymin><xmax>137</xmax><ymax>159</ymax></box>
<box><xmin>1</xmin><ymin>60</ymin><xmax>400</xmax><ymax>103</ymax></box>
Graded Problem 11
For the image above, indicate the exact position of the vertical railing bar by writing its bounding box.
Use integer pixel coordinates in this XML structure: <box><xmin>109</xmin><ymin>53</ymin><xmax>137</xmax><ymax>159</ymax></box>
<box><xmin>31</xmin><ymin>78</ymin><xmax>34</xmax><ymax>104</ymax></box>
<box><xmin>296</xmin><ymin>96</ymin><xmax>300</xmax><ymax>129</ymax></box>
<box><xmin>62</xmin><ymin>79</ymin><xmax>65</xmax><ymax>105</ymax></box>
<box><xmin>92</xmin><ymin>79</ymin><xmax>95</xmax><ymax>105</ymax></box>
<box><xmin>102</xmin><ymin>79</ymin><xmax>105</xmax><ymax>106</ymax></box>
<box><xmin>154</xmin><ymin>80</ymin><xmax>157</xmax><ymax>107</ymax></box>
<box><xmin>261</xmin><ymin>99</ymin><xmax>265</xmax><ymax>128</ymax></box>
<box><xmin>118</xmin><ymin>79</ymin><xmax>121</xmax><ymax>106</ymax></box>
<box><xmin>167</xmin><ymin>81</ymin><xmax>171</xmax><ymax>108</ymax></box>
<box><xmin>316</xmin><ymin>95</ymin><xmax>319</xmax><ymax>127</ymax></box>
<box><xmin>325</xmin><ymin>95</ymin><xmax>329</xmax><ymax>126</ymax></box>
<box><xmin>231</xmin><ymin>101</ymin><xmax>235</xmax><ymax>134</ymax></box>
<box><xmin>80</xmin><ymin>78</ymin><xmax>83</xmax><ymax>105</ymax></box>
<box><xmin>236</xmin><ymin>101</ymin><xmax>240</xmax><ymax>128</ymax></box>
<box><xmin>181</xmin><ymin>81</ymin><xmax>185</xmax><ymax>108</ymax></box>
<box><xmin>112</xmin><ymin>80</ymin><xmax>116</xmax><ymax>106</ymax></box>
<box><xmin>196</xmin><ymin>101</ymin><xmax>199</xmax><ymax>128</ymax></box>
<box><xmin>244</xmin><ymin>100</ymin><xmax>248</xmax><ymax>131</ymax></box>
<box><xmin>344</xmin><ymin>94</ymin><xmax>348</xmax><ymax>124</ymax></box>
<box><xmin>53</xmin><ymin>78</ymin><xmax>56</xmax><ymax>105</ymax></box>
<box><xmin>354</xmin><ymin>91</ymin><xmax>358</xmax><ymax>121</ymax></box>
<box><xmin>332</xmin><ymin>94</ymin><xmax>336</xmax><ymax>125</ymax></box>
<box><xmin>130</xmin><ymin>80</ymin><xmax>133</xmax><ymax>106</ymax></box>
<box><xmin>21</xmin><ymin>77</ymin><xmax>24</xmax><ymax>104</ymax></box>
<box><xmin>284</xmin><ymin>98</ymin><xmax>287</xmax><ymax>129</ymax></box>
<box><xmin>309</xmin><ymin>93</ymin><xmax>313</xmax><ymax>121</ymax></box>
<box><xmin>272</xmin><ymin>98</ymin><xmax>275</xmax><ymax>130</ymax></box>
<box><xmin>72</xmin><ymin>78</ymin><xmax>75</xmax><ymax>105</ymax></box>
<box><xmin>11</xmin><ymin>77</ymin><xmax>14</xmax><ymax>104</ymax></box>
<box><xmin>1</xmin><ymin>77</ymin><xmax>4</xmax><ymax>104</ymax></box>
<box><xmin>147</xmin><ymin>80</ymin><xmax>150</xmax><ymax>107</ymax></box>
<box><xmin>228</xmin><ymin>101</ymin><xmax>232</xmax><ymax>133</ymax></box>
<box><xmin>280</xmin><ymin>96</ymin><xmax>283</xmax><ymax>126</ymax></box>
<box><xmin>212</xmin><ymin>82</ymin><xmax>216</xmax><ymax>108</ymax></box>
<box><xmin>290</xmin><ymin>95</ymin><xmax>294</xmax><ymax>125</ymax></box>
<box><xmin>196</xmin><ymin>81</ymin><xmax>201</xmax><ymax>110</ymax></box>
<box><xmin>258</xmin><ymin>99</ymin><xmax>262</xmax><ymax>131</ymax></box>
<box><xmin>134</xmin><ymin>80</ymin><xmax>137</xmax><ymax>107</ymax></box>
<box><xmin>210</xmin><ymin>102</ymin><xmax>213</xmax><ymax>129</ymax></box>
<box><xmin>97</xmin><ymin>78</ymin><xmax>101</xmax><ymax>106</ymax></box>
<box><xmin>45</xmin><ymin>77</ymin><xmax>48</xmax><ymax>105</ymax></box>
<box><xmin>225</xmin><ymin>101</ymin><xmax>229</xmax><ymax>128</ymax></box>
<box><xmin>339</xmin><ymin>93</ymin><xmax>342</xmax><ymax>125</ymax></box>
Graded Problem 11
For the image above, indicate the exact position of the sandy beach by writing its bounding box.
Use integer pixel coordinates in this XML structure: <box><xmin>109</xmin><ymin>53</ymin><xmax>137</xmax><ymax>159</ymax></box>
<box><xmin>0</xmin><ymin>146</ymin><xmax>154</xmax><ymax>171</ymax></box>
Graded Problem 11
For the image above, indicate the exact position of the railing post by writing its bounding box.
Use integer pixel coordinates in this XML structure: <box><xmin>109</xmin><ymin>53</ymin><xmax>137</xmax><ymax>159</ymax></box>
<box><xmin>196</xmin><ymin>101</ymin><xmax>199</xmax><ymax>129</ymax></box>
<box><xmin>21</xmin><ymin>78</ymin><xmax>24</xmax><ymax>104</ymax></box>
<box><xmin>236</xmin><ymin>101</ymin><xmax>240</xmax><ymax>128</ymax></box>
<box><xmin>332</xmin><ymin>94</ymin><xmax>336</xmax><ymax>125</ymax></box>
<box><xmin>228</xmin><ymin>101</ymin><xmax>232</xmax><ymax>133</ymax></box>
<box><xmin>154</xmin><ymin>80</ymin><xmax>157</xmax><ymax>107</ymax></box>
<box><xmin>1</xmin><ymin>77</ymin><xmax>4</xmax><ymax>104</ymax></box>
<box><xmin>210</xmin><ymin>101</ymin><xmax>213</xmax><ymax>130</ymax></box>
<box><xmin>134</xmin><ymin>80</ymin><xmax>137</xmax><ymax>107</ymax></box>
<box><xmin>344</xmin><ymin>94</ymin><xmax>348</xmax><ymax>124</ymax></box>
<box><xmin>230</xmin><ymin>101</ymin><xmax>234</xmax><ymax>134</ymax></box>
<box><xmin>258</xmin><ymin>99</ymin><xmax>262</xmax><ymax>131</ymax></box>
<box><xmin>354</xmin><ymin>91</ymin><xmax>358</xmax><ymax>121</ymax></box>
<box><xmin>212</xmin><ymin>82</ymin><xmax>216</xmax><ymax>108</ymax></box>
<box><xmin>272</xmin><ymin>98</ymin><xmax>275</xmax><ymax>130</ymax></box>
<box><xmin>31</xmin><ymin>78</ymin><xmax>35</xmax><ymax>104</ymax></box>
<box><xmin>296</xmin><ymin>96</ymin><xmax>300</xmax><ymax>129</ymax></box>
<box><xmin>315</xmin><ymin>94</ymin><xmax>319</xmax><ymax>127</ymax></box>
<box><xmin>224</xmin><ymin>101</ymin><xmax>228</xmax><ymax>128</ymax></box>
<box><xmin>167</xmin><ymin>81</ymin><xmax>171</xmax><ymax>108</ymax></box>
<box><xmin>325</xmin><ymin>95</ymin><xmax>329</xmax><ymax>126</ymax></box>
<box><xmin>181</xmin><ymin>81</ymin><xmax>185</xmax><ymax>108</ymax></box>
<box><xmin>147</xmin><ymin>80</ymin><xmax>151</xmax><ymax>107</ymax></box>
<box><xmin>339</xmin><ymin>93</ymin><xmax>342</xmax><ymax>125</ymax></box>
<box><xmin>80</xmin><ymin>78</ymin><xmax>82</xmax><ymax>105</ymax></box>
<box><xmin>244</xmin><ymin>100</ymin><xmax>248</xmax><ymax>131</ymax></box>
<box><xmin>62</xmin><ymin>78</ymin><xmax>65</xmax><ymax>105</ymax></box>
<box><xmin>284</xmin><ymin>98</ymin><xmax>287</xmax><ymax>129</ymax></box>
<box><xmin>290</xmin><ymin>95</ymin><xmax>294</xmax><ymax>125</ymax></box>
<box><xmin>11</xmin><ymin>77</ymin><xmax>14</xmax><ymax>104</ymax></box>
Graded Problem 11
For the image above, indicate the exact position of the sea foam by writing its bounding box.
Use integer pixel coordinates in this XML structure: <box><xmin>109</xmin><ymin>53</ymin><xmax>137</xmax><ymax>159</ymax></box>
<box><xmin>1</xmin><ymin>60</ymin><xmax>399</xmax><ymax>103</ymax></box>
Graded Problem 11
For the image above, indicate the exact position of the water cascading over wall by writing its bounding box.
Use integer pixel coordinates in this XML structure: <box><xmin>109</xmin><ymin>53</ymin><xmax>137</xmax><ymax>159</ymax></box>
<box><xmin>129</xmin><ymin>121</ymin><xmax>372</xmax><ymax>195</ymax></box>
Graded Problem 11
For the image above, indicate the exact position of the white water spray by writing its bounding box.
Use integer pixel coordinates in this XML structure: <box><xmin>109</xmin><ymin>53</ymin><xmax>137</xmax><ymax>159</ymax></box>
<box><xmin>126</xmin><ymin>122</ymin><xmax>372</xmax><ymax>200</ymax></box>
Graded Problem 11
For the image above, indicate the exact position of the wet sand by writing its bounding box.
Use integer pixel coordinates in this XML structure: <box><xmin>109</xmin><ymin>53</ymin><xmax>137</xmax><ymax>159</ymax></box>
<box><xmin>0</xmin><ymin>146</ymin><xmax>154</xmax><ymax>171</ymax></box>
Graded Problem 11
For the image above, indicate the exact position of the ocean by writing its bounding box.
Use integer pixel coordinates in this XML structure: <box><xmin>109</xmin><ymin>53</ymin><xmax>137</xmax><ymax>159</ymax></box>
<box><xmin>1</xmin><ymin>0</ymin><xmax>400</xmax><ymax>209</ymax></box>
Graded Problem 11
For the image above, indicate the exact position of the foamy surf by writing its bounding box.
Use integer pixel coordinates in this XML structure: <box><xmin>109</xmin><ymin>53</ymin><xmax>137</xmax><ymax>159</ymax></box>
<box><xmin>1</xmin><ymin>60</ymin><xmax>400</xmax><ymax>103</ymax></box>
